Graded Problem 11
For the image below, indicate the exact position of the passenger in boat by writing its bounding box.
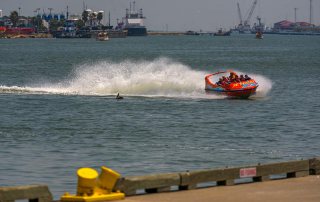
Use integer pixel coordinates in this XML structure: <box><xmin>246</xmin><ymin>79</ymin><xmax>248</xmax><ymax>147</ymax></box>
<box><xmin>240</xmin><ymin>75</ymin><xmax>245</xmax><ymax>81</ymax></box>
<box><xmin>228</xmin><ymin>72</ymin><xmax>234</xmax><ymax>80</ymax></box>
<box><xmin>222</xmin><ymin>76</ymin><xmax>229</xmax><ymax>84</ymax></box>
<box><xmin>245</xmin><ymin>75</ymin><xmax>251</xmax><ymax>81</ymax></box>
<box><xmin>229</xmin><ymin>72</ymin><xmax>239</xmax><ymax>82</ymax></box>
<box><xmin>235</xmin><ymin>75</ymin><xmax>240</xmax><ymax>82</ymax></box>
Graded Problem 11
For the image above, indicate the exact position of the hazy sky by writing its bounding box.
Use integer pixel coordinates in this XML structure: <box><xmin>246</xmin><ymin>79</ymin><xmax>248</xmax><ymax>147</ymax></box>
<box><xmin>1</xmin><ymin>0</ymin><xmax>319</xmax><ymax>31</ymax></box>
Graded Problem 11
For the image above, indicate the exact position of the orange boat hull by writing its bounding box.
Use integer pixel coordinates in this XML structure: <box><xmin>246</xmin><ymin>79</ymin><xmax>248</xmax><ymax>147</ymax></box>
<box><xmin>205</xmin><ymin>71</ymin><xmax>258</xmax><ymax>99</ymax></box>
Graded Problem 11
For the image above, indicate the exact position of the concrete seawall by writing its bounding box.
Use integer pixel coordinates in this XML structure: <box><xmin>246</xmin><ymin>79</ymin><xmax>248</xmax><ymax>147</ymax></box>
<box><xmin>115</xmin><ymin>157</ymin><xmax>320</xmax><ymax>196</ymax></box>
<box><xmin>0</xmin><ymin>157</ymin><xmax>319</xmax><ymax>202</ymax></box>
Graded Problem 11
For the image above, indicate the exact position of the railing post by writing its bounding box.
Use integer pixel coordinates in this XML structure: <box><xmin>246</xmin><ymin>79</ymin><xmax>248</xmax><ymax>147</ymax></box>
<box><xmin>309</xmin><ymin>157</ymin><xmax>320</xmax><ymax>175</ymax></box>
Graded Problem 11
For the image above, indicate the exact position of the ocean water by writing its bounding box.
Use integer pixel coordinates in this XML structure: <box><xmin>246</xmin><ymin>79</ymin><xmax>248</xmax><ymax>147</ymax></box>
<box><xmin>0</xmin><ymin>35</ymin><xmax>320</xmax><ymax>198</ymax></box>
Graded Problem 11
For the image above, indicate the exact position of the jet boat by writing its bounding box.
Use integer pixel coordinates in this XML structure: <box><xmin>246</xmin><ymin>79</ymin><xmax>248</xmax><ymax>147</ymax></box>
<box><xmin>205</xmin><ymin>71</ymin><xmax>258</xmax><ymax>99</ymax></box>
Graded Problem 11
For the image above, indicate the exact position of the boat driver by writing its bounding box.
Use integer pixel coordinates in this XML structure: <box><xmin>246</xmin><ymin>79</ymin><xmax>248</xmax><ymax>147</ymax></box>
<box><xmin>216</xmin><ymin>78</ymin><xmax>223</xmax><ymax>85</ymax></box>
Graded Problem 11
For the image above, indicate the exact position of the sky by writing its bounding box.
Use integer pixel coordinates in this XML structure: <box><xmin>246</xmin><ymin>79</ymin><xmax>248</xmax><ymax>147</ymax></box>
<box><xmin>0</xmin><ymin>0</ymin><xmax>319</xmax><ymax>31</ymax></box>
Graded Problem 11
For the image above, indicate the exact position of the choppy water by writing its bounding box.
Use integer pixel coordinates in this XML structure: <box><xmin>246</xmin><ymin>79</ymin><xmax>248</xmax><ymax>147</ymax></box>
<box><xmin>0</xmin><ymin>35</ymin><xmax>319</xmax><ymax>199</ymax></box>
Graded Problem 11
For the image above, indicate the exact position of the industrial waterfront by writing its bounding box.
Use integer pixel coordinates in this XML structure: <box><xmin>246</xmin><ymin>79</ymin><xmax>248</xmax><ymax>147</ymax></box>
<box><xmin>1</xmin><ymin>0</ymin><xmax>320</xmax><ymax>38</ymax></box>
<box><xmin>1</xmin><ymin>34</ymin><xmax>320</xmax><ymax>198</ymax></box>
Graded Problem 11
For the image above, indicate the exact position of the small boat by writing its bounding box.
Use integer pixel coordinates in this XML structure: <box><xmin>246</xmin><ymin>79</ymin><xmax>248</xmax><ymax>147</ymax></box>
<box><xmin>205</xmin><ymin>71</ymin><xmax>258</xmax><ymax>99</ymax></box>
<box><xmin>96</xmin><ymin>32</ymin><xmax>109</xmax><ymax>41</ymax></box>
<box><xmin>214</xmin><ymin>28</ymin><xmax>231</xmax><ymax>36</ymax></box>
<box><xmin>255</xmin><ymin>31</ymin><xmax>263</xmax><ymax>39</ymax></box>
<box><xmin>185</xmin><ymin>30</ymin><xmax>200</xmax><ymax>35</ymax></box>
<box><xmin>116</xmin><ymin>93</ymin><xmax>123</xmax><ymax>100</ymax></box>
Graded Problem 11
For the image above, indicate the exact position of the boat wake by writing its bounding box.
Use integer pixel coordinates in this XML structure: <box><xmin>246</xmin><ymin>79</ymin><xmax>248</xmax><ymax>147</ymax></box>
<box><xmin>0</xmin><ymin>58</ymin><xmax>272</xmax><ymax>99</ymax></box>
<box><xmin>249</xmin><ymin>74</ymin><xmax>273</xmax><ymax>98</ymax></box>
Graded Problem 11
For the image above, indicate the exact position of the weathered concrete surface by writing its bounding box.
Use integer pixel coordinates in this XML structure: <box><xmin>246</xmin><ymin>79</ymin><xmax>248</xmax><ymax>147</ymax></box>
<box><xmin>116</xmin><ymin>173</ymin><xmax>180</xmax><ymax>196</ymax></box>
<box><xmin>123</xmin><ymin>175</ymin><xmax>320</xmax><ymax>202</ymax></box>
<box><xmin>310</xmin><ymin>158</ymin><xmax>320</xmax><ymax>175</ymax></box>
<box><xmin>116</xmin><ymin>159</ymin><xmax>310</xmax><ymax>194</ymax></box>
<box><xmin>0</xmin><ymin>185</ymin><xmax>52</xmax><ymax>202</ymax></box>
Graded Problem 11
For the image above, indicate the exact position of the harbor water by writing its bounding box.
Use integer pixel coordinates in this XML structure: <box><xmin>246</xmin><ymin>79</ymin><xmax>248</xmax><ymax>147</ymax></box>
<box><xmin>0</xmin><ymin>35</ymin><xmax>319</xmax><ymax>198</ymax></box>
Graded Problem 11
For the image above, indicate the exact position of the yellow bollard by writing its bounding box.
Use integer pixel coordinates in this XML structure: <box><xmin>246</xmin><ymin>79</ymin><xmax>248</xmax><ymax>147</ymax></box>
<box><xmin>76</xmin><ymin>168</ymin><xmax>99</xmax><ymax>196</ymax></box>
<box><xmin>97</xmin><ymin>166</ymin><xmax>121</xmax><ymax>191</ymax></box>
<box><xmin>61</xmin><ymin>166</ymin><xmax>125</xmax><ymax>202</ymax></box>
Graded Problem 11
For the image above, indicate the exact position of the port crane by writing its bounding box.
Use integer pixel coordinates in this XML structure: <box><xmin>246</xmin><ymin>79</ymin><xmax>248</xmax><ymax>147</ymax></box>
<box><xmin>237</xmin><ymin>0</ymin><xmax>258</xmax><ymax>32</ymax></box>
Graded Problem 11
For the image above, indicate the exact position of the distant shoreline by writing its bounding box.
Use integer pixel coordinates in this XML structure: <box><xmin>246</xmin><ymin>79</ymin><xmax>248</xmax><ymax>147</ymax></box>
<box><xmin>0</xmin><ymin>33</ymin><xmax>52</xmax><ymax>39</ymax></box>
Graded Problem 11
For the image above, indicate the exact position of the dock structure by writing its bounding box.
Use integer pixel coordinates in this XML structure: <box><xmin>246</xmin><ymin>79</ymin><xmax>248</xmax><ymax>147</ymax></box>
<box><xmin>0</xmin><ymin>157</ymin><xmax>319</xmax><ymax>202</ymax></box>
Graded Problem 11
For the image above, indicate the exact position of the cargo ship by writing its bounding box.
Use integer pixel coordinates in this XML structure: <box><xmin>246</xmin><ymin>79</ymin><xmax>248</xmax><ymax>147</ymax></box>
<box><xmin>117</xmin><ymin>1</ymin><xmax>147</xmax><ymax>36</ymax></box>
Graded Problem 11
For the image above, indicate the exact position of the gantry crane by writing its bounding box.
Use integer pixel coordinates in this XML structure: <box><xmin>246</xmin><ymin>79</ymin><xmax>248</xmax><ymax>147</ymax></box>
<box><xmin>243</xmin><ymin>0</ymin><xmax>257</xmax><ymax>27</ymax></box>
<box><xmin>237</xmin><ymin>0</ymin><xmax>258</xmax><ymax>31</ymax></box>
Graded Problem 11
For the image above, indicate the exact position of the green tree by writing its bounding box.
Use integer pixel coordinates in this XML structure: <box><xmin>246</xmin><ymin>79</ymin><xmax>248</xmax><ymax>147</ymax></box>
<box><xmin>82</xmin><ymin>10</ymin><xmax>89</xmax><ymax>23</ymax></box>
<box><xmin>49</xmin><ymin>19</ymin><xmax>60</xmax><ymax>31</ymax></box>
<box><xmin>49</xmin><ymin>19</ymin><xmax>66</xmax><ymax>32</ymax></box>
<box><xmin>97</xmin><ymin>12</ymin><xmax>103</xmax><ymax>24</ymax></box>
<box><xmin>9</xmin><ymin>11</ymin><xmax>19</xmax><ymax>27</ymax></box>
<box><xmin>76</xmin><ymin>19</ymin><xmax>85</xmax><ymax>29</ymax></box>
<box><xmin>31</xmin><ymin>16</ymin><xmax>45</xmax><ymax>32</ymax></box>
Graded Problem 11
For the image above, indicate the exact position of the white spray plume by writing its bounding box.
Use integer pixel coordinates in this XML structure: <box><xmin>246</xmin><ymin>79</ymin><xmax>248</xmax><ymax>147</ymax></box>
<box><xmin>0</xmin><ymin>58</ymin><xmax>272</xmax><ymax>99</ymax></box>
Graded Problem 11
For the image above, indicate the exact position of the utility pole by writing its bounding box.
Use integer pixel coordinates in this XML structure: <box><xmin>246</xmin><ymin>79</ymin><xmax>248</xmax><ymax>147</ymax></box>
<box><xmin>309</xmin><ymin>0</ymin><xmax>313</xmax><ymax>24</ymax></box>
<box><xmin>48</xmin><ymin>8</ymin><xmax>53</xmax><ymax>15</ymax></box>
<box><xmin>18</xmin><ymin>7</ymin><xmax>21</xmax><ymax>33</ymax></box>
<box><xmin>237</xmin><ymin>2</ymin><xmax>243</xmax><ymax>25</ymax></box>
<box><xmin>66</xmin><ymin>6</ymin><xmax>69</xmax><ymax>20</ymax></box>
<box><xmin>34</xmin><ymin>8</ymin><xmax>40</xmax><ymax>33</ymax></box>
<box><xmin>48</xmin><ymin>8</ymin><xmax>53</xmax><ymax>21</ymax></box>
<box><xmin>108</xmin><ymin>11</ymin><xmax>111</xmax><ymax>27</ymax></box>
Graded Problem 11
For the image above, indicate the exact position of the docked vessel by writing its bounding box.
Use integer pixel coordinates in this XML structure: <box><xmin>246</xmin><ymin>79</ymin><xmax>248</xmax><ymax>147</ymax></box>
<box><xmin>185</xmin><ymin>30</ymin><xmax>200</xmax><ymax>35</ymax></box>
<box><xmin>205</xmin><ymin>71</ymin><xmax>258</xmax><ymax>99</ymax></box>
<box><xmin>252</xmin><ymin>16</ymin><xmax>266</xmax><ymax>34</ymax></box>
<box><xmin>214</xmin><ymin>29</ymin><xmax>231</xmax><ymax>36</ymax></box>
<box><xmin>106</xmin><ymin>30</ymin><xmax>127</xmax><ymax>38</ymax></box>
<box><xmin>96</xmin><ymin>32</ymin><xmax>109</xmax><ymax>41</ymax></box>
<box><xmin>255</xmin><ymin>31</ymin><xmax>263</xmax><ymax>39</ymax></box>
<box><xmin>118</xmin><ymin>1</ymin><xmax>147</xmax><ymax>36</ymax></box>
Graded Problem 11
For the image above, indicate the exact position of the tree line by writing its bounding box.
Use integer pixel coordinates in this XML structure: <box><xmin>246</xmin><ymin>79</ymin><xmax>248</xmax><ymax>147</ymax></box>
<box><xmin>3</xmin><ymin>10</ymin><xmax>104</xmax><ymax>32</ymax></box>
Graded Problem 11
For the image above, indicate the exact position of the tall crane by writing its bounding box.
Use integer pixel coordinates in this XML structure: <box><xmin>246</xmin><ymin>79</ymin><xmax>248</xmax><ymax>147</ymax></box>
<box><xmin>243</xmin><ymin>0</ymin><xmax>258</xmax><ymax>27</ymax></box>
